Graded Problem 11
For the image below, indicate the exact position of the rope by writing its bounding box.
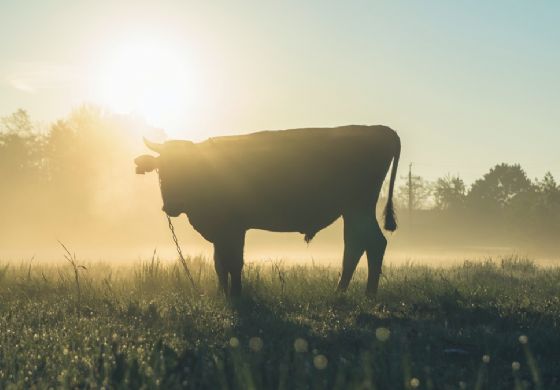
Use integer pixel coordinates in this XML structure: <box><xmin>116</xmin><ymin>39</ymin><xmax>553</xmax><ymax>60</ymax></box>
<box><xmin>157</xmin><ymin>169</ymin><xmax>198</xmax><ymax>292</ymax></box>
<box><xmin>166</xmin><ymin>214</ymin><xmax>198</xmax><ymax>292</ymax></box>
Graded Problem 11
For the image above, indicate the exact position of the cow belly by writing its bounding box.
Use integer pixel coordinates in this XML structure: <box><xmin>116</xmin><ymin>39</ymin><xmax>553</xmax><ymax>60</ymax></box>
<box><xmin>186</xmin><ymin>203</ymin><xmax>340</xmax><ymax>243</ymax></box>
<box><xmin>244</xmin><ymin>202</ymin><xmax>342</xmax><ymax>238</ymax></box>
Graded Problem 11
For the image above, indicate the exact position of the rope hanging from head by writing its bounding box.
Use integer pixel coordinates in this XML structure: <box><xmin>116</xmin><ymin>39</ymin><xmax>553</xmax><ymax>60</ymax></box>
<box><xmin>166</xmin><ymin>214</ymin><xmax>198</xmax><ymax>291</ymax></box>
<box><xmin>158</xmin><ymin>170</ymin><xmax>198</xmax><ymax>292</ymax></box>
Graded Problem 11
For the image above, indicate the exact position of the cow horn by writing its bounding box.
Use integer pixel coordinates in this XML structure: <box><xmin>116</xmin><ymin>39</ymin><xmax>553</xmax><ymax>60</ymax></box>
<box><xmin>143</xmin><ymin>138</ymin><xmax>164</xmax><ymax>154</ymax></box>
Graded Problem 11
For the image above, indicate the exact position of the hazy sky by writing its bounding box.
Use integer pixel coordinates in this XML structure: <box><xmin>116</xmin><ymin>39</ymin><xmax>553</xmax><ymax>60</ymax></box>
<box><xmin>1</xmin><ymin>0</ymin><xmax>559</xmax><ymax>183</ymax></box>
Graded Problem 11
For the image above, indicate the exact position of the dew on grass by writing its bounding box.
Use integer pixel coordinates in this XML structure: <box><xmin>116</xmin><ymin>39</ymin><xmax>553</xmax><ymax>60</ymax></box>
<box><xmin>249</xmin><ymin>337</ymin><xmax>263</xmax><ymax>352</ymax></box>
<box><xmin>313</xmin><ymin>354</ymin><xmax>328</xmax><ymax>370</ymax></box>
<box><xmin>229</xmin><ymin>337</ymin><xmax>240</xmax><ymax>348</ymax></box>
<box><xmin>375</xmin><ymin>327</ymin><xmax>390</xmax><ymax>342</ymax></box>
<box><xmin>294</xmin><ymin>338</ymin><xmax>308</xmax><ymax>353</ymax></box>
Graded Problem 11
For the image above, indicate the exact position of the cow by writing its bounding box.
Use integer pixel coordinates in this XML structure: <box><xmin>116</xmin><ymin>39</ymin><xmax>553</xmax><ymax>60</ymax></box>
<box><xmin>135</xmin><ymin>125</ymin><xmax>400</xmax><ymax>297</ymax></box>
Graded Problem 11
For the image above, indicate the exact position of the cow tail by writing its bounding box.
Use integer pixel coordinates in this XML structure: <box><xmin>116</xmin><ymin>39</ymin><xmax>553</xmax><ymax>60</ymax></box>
<box><xmin>383</xmin><ymin>132</ymin><xmax>401</xmax><ymax>231</ymax></box>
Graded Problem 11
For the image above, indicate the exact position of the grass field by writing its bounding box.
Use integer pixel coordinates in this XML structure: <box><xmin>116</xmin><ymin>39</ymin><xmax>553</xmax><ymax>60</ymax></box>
<box><xmin>1</xmin><ymin>255</ymin><xmax>559</xmax><ymax>389</ymax></box>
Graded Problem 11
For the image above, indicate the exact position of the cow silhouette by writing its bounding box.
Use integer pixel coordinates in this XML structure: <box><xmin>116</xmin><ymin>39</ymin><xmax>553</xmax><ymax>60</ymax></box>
<box><xmin>135</xmin><ymin>125</ymin><xmax>400</xmax><ymax>297</ymax></box>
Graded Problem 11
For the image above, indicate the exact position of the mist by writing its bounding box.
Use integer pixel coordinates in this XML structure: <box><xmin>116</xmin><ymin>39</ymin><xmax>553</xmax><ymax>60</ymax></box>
<box><xmin>1</xmin><ymin>106</ymin><xmax>559</xmax><ymax>265</ymax></box>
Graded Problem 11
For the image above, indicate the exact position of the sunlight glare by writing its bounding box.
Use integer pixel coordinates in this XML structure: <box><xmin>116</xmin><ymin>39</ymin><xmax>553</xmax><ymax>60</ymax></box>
<box><xmin>98</xmin><ymin>41</ymin><xmax>196</xmax><ymax>134</ymax></box>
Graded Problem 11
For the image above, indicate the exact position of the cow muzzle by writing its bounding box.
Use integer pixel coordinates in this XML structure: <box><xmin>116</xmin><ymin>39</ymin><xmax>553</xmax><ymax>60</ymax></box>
<box><xmin>134</xmin><ymin>155</ymin><xmax>158</xmax><ymax>174</ymax></box>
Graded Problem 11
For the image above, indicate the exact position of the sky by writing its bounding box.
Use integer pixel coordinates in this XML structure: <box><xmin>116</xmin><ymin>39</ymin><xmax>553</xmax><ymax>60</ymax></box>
<box><xmin>1</xmin><ymin>0</ymin><xmax>559</xmax><ymax>183</ymax></box>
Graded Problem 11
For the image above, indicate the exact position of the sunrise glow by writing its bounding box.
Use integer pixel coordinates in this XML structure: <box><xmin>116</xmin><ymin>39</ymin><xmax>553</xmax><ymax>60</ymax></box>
<box><xmin>96</xmin><ymin>40</ymin><xmax>197</xmax><ymax>133</ymax></box>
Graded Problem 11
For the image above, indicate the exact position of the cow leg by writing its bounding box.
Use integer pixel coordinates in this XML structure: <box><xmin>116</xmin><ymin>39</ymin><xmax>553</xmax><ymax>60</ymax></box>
<box><xmin>229</xmin><ymin>262</ymin><xmax>243</xmax><ymax>297</ymax></box>
<box><xmin>365</xmin><ymin>222</ymin><xmax>387</xmax><ymax>297</ymax></box>
<box><xmin>213</xmin><ymin>230</ymin><xmax>246</xmax><ymax>297</ymax></box>
<box><xmin>213</xmin><ymin>245</ymin><xmax>230</xmax><ymax>295</ymax></box>
<box><xmin>337</xmin><ymin>212</ymin><xmax>367</xmax><ymax>292</ymax></box>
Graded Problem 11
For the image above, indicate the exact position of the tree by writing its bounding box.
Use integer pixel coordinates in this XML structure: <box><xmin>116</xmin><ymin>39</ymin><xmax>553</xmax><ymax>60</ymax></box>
<box><xmin>397</xmin><ymin>174</ymin><xmax>432</xmax><ymax>210</ymax></box>
<box><xmin>531</xmin><ymin>172</ymin><xmax>560</xmax><ymax>239</ymax></box>
<box><xmin>536</xmin><ymin>172</ymin><xmax>560</xmax><ymax>206</ymax></box>
<box><xmin>0</xmin><ymin>109</ymin><xmax>44</xmax><ymax>178</ymax></box>
<box><xmin>467</xmin><ymin>163</ymin><xmax>532</xmax><ymax>212</ymax></box>
<box><xmin>433</xmin><ymin>174</ymin><xmax>466</xmax><ymax>210</ymax></box>
<box><xmin>0</xmin><ymin>108</ymin><xmax>33</xmax><ymax>135</ymax></box>
<box><xmin>0</xmin><ymin>109</ymin><xmax>46</xmax><ymax>226</ymax></box>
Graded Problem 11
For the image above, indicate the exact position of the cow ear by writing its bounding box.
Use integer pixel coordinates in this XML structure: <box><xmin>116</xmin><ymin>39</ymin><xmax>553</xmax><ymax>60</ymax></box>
<box><xmin>134</xmin><ymin>155</ymin><xmax>158</xmax><ymax>174</ymax></box>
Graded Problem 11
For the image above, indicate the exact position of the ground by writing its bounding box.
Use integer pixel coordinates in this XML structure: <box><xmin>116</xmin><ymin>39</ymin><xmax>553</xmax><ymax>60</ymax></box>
<box><xmin>0</xmin><ymin>255</ymin><xmax>559</xmax><ymax>389</ymax></box>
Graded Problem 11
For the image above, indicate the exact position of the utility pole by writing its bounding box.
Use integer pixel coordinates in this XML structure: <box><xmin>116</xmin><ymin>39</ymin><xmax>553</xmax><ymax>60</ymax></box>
<box><xmin>408</xmin><ymin>163</ymin><xmax>413</xmax><ymax>214</ymax></box>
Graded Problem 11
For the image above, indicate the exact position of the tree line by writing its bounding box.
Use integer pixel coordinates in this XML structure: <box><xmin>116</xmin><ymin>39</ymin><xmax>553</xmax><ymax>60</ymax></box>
<box><xmin>0</xmin><ymin>106</ymin><xmax>162</xmax><ymax>248</ymax></box>
<box><xmin>1</xmin><ymin>107</ymin><xmax>559</xmax><ymax>253</ymax></box>
<box><xmin>391</xmin><ymin>163</ymin><xmax>560</xmax><ymax>252</ymax></box>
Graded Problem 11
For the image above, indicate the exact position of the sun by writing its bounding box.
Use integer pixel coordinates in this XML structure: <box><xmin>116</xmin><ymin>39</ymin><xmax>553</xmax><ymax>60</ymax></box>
<box><xmin>97</xmin><ymin>40</ymin><xmax>197</xmax><ymax>135</ymax></box>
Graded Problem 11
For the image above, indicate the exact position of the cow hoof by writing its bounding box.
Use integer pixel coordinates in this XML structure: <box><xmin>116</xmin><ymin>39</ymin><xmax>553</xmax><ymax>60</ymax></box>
<box><xmin>336</xmin><ymin>283</ymin><xmax>349</xmax><ymax>294</ymax></box>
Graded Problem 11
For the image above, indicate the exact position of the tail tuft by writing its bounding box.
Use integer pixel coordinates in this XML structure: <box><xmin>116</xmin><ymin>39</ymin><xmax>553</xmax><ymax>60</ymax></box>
<box><xmin>383</xmin><ymin>131</ymin><xmax>400</xmax><ymax>232</ymax></box>
<box><xmin>383</xmin><ymin>199</ymin><xmax>397</xmax><ymax>231</ymax></box>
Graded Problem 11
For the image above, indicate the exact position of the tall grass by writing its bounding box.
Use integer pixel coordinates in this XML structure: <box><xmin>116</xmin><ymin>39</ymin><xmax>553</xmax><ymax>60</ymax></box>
<box><xmin>0</xmin><ymin>256</ymin><xmax>559</xmax><ymax>388</ymax></box>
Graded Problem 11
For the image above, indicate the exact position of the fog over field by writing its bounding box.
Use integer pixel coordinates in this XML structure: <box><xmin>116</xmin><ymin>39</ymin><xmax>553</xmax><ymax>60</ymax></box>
<box><xmin>2</xmin><ymin>2</ymin><xmax>559</xmax><ymax>266</ymax></box>
<box><xmin>0</xmin><ymin>106</ymin><xmax>558</xmax><ymax>266</ymax></box>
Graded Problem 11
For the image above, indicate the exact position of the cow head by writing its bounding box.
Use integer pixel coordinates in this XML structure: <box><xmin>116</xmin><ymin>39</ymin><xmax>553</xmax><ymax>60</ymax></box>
<box><xmin>135</xmin><ymin>138</ymin><xmax>194</xmax><ymax>217</ymax></box>
<box><xmin>134</xmin><ymin>139</ymin><xmax>162</xmax><ymax>174</ymax></box>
